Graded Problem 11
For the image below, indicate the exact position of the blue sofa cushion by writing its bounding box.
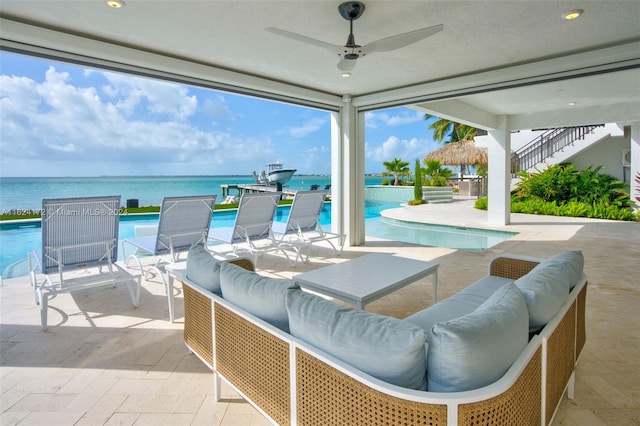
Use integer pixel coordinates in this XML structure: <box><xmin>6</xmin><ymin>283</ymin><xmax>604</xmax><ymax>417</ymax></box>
<box><xmin>186</xmin><ymin>244</ymin><xmax>222</xmax><ymax>295</ymax></box>
<box><xmin>516</xmin><ymin>250</ymin><xmax>583</xmax><ymax>332</ymax></box>
<box><xmin>404</xmin><ymin>275</ymin><xmax>513</xmax><ymax>341</ymax></box>
<box><xmin>539</xmin><ymin>250</ymin><xmax>584</xmax><ymax>289</ymax></box>
<box><xmin>219</xmin><ymin>262</ymin><xmax>298</xmax><ymax>332</ymax></box>
<box><xmin>287</xmin><ymin>290</ymin><xmax>428</xmax><ymax>390</ymax></box>
<box><xmin>427</xmin><ymin>282</ymin><xmax>528</xmax><ymax>392</ymax></box>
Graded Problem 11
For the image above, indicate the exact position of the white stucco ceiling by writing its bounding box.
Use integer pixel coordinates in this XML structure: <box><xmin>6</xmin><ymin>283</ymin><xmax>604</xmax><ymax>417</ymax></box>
<box><xmin>1</xmin><ymin>0</ymin><xmax>639</xmax><ymax>129</ymax></box>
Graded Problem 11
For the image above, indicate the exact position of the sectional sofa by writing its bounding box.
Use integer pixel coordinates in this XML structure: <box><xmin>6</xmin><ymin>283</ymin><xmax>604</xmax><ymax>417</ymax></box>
<box><xmin>176</xmin><ymin>247</ymin><xmax>587</xmax><ymax>425</ymax></box>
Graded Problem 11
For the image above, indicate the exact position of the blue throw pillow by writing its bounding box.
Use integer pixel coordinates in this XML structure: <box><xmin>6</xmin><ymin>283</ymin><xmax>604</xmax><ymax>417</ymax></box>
<box><xmin>515</xmin><ymin>250</ymin><xmax>583</xmax><ymax>332</ymax></box>
<box><xmin>404</xmin><ymin>275</ymin><xmax>514</xmax><ymax>339</ymax></box>
<box><xmin>538</xmin><ymin>250</ymin><xmax>584</xmax><ymax>289</ymax></box>
<box><xmin>427</xmin><ymin>282</ymin><xmax>528</xmax><ymax>392</ymax></box>
<box><xmin>186</xmin><ymin>244</ymin><xmax>222</xmax><ymax>294</ymax></box>
<box><xmin>287</xmin><ymin>290</ymin><xmax>428</xmax><ymax>390</ymax></box>
<box><xmin>219</xmin><ymin>262</ymin><xmax>298</xmax><ymax>332</ymax></box>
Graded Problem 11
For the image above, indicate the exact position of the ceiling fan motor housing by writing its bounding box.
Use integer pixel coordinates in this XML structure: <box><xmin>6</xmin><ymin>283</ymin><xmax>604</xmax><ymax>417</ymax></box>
<box><xmin>339</xmin><ymin>2</ymin><xmax>365</xmax><ymax>21</ymax></box>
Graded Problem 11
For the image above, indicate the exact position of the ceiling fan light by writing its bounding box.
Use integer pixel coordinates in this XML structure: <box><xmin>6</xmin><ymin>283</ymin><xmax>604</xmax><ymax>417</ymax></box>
<box><xmin>106</xmin><ymin>0</ymin><xmax>125</xmax><ymax>9</ymax></box>
<box><xmin>341</xmin><ymin>72</ymin><xmax>351</xmax><ymax>78</ymax></box>
<box><xmin>562</xmin><ymin>9</ymin><xmax>583</xmax><ymax>20</ymax></box>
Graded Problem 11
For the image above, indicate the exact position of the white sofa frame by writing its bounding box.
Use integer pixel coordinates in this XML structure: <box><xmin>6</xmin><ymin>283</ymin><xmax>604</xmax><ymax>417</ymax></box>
<box><xmin>176</xmin><ymin>254</ymin><xmax>587</xmax><ymax>425</ymax></box>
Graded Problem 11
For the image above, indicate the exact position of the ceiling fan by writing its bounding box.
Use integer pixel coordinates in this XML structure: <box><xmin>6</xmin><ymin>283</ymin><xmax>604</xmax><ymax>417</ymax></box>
<box><xmin>266</xmin><ymin>1</ymin><xmax>443</xmax><ymax>76</ymax></box>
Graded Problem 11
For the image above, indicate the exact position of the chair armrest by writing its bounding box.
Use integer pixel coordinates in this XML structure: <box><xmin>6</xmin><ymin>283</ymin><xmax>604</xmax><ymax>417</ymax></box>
<box><xmin>229</xmin><ymin>257</ymin><xmax>255</xmax><ymax>272</ymax></box>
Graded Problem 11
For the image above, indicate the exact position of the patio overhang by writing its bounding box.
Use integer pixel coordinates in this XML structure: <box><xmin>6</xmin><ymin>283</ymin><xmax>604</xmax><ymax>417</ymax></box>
<box><xmin>1</xmin><ymin>1</ymin><xmax>639</xmax><ymax>239</ymax></box>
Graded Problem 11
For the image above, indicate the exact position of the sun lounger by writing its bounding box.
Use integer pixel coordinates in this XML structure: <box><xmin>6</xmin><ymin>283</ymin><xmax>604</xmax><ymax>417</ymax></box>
<box><xmin>271</xmin><ymin>190</ymin><xmax>344</xmax><ymax>264</ymax></box>
<box><xmin>208</xmin><ymin>192</ymin><xmax>294</xmax><ymax>265</ymax></box>
<box><xmin>28</xmin><ymin>196</ymin><xmax>141</xmax><ymax>330</ymax></box>
<box><xmin>121</xmin><ymin>195</ymin><xmax>216</xmax><ymax>321</ymax></box>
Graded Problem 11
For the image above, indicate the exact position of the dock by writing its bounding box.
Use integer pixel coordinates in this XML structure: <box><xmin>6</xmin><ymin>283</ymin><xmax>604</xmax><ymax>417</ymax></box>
<box><xmin>221</xmin><ymin>184</ymin><xmax>297</xmax><ymax>198</ymax></box>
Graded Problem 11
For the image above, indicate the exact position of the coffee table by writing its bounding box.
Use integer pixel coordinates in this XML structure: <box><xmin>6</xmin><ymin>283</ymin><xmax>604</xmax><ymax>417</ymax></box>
<box><xmin>293</xmin><ymin>253</ymin><xmax>438</xmax><ymax>310</ymax></box>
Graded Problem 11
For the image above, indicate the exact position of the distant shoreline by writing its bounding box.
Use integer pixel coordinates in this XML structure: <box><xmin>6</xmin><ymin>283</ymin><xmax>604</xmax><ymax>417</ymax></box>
<box><xmin>0</xmin><ymin>175</ymin><xmax>387</xmax><ymax>211</ymax></box>
<box><xmin>0</xmin><ymin>174</ymin><xmax>383</xmax><ymax>179</ymax></box>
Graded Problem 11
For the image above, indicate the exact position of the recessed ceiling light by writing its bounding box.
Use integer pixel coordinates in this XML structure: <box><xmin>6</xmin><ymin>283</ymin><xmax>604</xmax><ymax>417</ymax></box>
<box><xmin>568</xmin><ymin>102</ymin><xmax>576</xmax><ymax>106</ymax></box>
<box><xmin>341</xmin><ymin>72</ymin><xmax>351</xmax><ymax>78</ymax></box>
<box><xmin>106</xmin><ymin>0</ymin><xmax>125</xmax><ymax>9</ymax></box>
<box><xmin>562</xmin><ymin>9</ymin><xmax>583</xmax><ymax>20</ymax></box>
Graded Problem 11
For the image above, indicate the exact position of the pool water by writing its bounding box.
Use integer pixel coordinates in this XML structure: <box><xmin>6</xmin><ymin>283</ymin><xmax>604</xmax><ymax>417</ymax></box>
<box><xmin>366</xmin><ymin>217</ymin><xmax>517</xmax><ymax>252</ymax></box>
<box><xmin>1</xmin><ymin>201</ymin><xmax>517</xmax><ymax>278</ymax></box>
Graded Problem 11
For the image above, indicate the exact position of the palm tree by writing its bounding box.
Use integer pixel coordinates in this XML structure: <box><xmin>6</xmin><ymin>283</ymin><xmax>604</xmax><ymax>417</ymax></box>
<box><xmin>382</xmin><ymin>158</ymin><xmax>410</xmax><ymax>186</ymax></box>
<box><xmin>422</xmin><ymin>159</ymin><xmax>452</xmax><ymax>186</ymax></box>
<box><xmin>424</xmin><ymin>114</ymin><xmax>477</xmax><ymax>144</ymax></box>
<box><xmin>424</xmin><ymin>114</ymin><xmax>480</xmax><ymax>176</ymax></box>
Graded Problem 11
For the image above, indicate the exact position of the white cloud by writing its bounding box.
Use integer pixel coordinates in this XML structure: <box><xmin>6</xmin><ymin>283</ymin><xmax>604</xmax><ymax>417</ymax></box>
<box><xmin>366</xmin><ymin>136</ymin><xmax>436</xmax><ymax>164</ymax></box>
<box><xmin>0</xmin><ymin>66</ymin><xmax>277</xmax><ymax>176</ymax></box>
<box><xmin>96</xmin><ymin>71</ymin><xmax>198</xmax><ymax>120</ymax></box>
<box><xmin>365</xmin><ymin>109</ymin><xmax>424</xmax><ymax>129</ymax></box>
<box><xmin>287</xmin><ymin>116</ymin><xmax>329</xmax><ymax>139</ymax></box>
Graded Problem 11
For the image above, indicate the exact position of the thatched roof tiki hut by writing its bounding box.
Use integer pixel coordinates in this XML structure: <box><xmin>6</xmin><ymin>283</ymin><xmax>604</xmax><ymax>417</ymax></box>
<box><xmin>424</xmin><ymin>140</ymin><xmax>488</xmax><ymax>177</ymax></box>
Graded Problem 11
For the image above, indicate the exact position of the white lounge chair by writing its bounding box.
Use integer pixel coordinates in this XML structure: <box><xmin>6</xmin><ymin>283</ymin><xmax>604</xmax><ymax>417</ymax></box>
<box><xmin>121</xmin><ymin>195</ymin><xmax>216</xmax><ymax>321</ymax></box>
<box><xmin>208</xmin><ymin>192</ymin><xmax>293</xmax><ymax>265</ymax></box>
<box><xmin>271</xmin><ymin>190</ymin><xmax>344</xmax><ymax>264</ymax></box>
<box><xmin>28</xmin><ymin>196</ymin><xmax>141</xmax><ymax>330</ymax></box>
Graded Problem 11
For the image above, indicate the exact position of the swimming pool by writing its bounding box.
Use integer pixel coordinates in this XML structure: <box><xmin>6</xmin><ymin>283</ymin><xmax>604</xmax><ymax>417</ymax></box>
<box><xmin>366</xmin><ymin>217</ymin><xmax>517</xmax><ymax>252</ymax></box>
<box><xmin>0</xmin><ymin>201</ymin><xmax>516</xmax><ymax>278</ymax></box>
<box><xmin>0</xmin><ymin>206</ymin><xmax>310</xmax><ymax>279</ymax></box>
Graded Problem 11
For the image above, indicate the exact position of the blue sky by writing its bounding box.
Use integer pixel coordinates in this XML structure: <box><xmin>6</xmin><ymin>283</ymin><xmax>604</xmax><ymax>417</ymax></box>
<box><xmin>0</xmin><ymin>51</ymin><xmax>442</xmax><ymax>176</ymax></box>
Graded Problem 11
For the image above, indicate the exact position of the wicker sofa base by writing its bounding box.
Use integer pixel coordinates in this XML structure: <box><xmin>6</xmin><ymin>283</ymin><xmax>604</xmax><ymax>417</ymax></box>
<box><xmin>180</xmin><ymin>255</ymin><xmax>587</xmax><ymax>425</ymax></box>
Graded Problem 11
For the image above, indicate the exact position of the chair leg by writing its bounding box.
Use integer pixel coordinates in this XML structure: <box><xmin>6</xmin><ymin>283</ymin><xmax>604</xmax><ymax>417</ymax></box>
<box><xmin>31</xmin><ymin>274</ymin><xmax>40</xmax><ymax>305</ymax></box>
<box><xmin>37</xmin><ymin>289</ymin><xmax>48</xmax><ymax>331</ymax></box>
<box><xmin>148</xmin><ymin>265</ymin><xmax>174</xmax><ymax>322</ymax></box>
<box><xmin>126</xmin><ymin>277</ymin><xmax>142</xmax><ymax>307</ymax></box>
<box><xmin>28</xmin><ymin>254</ymin><xmax>40</xmax><ymax>305</ymax></box>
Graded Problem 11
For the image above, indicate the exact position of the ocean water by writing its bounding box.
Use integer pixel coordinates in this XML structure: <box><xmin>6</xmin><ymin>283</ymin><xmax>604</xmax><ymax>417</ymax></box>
<box><xmin>0</xmin><ymin>175</ymin><xmax>390</xmax><ymax>277</ymax></box>
<box><xmin>0</xmin><ymin>175</ymin><xmax>385</xmax><ymax>211</ymax></box>
<box><xmin>0</xmin><ymin>175</ymin><xmax>516</xmax><ymax>278</ymax></box>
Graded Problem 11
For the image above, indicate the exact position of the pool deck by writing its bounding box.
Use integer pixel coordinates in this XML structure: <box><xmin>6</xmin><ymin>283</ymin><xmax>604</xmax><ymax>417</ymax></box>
<box><xmin>1</xmin><ymin>197</ymin><xmax>638</xmax><ymax>425</ymax></box>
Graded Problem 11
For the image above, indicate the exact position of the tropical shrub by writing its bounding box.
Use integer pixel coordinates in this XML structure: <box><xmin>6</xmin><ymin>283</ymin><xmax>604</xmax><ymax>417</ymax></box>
<box><xmin>474</xmin><ymin>164</ymin><xmax>638</xmax><ymax>221</ymax></box>
<box><xmin>410</xmin><ymin>159</ymin><xmax>425</xmax><ymax>205</ymax></box>
<box><xmin>474</xmin><ymin>197</ymin><xmax>488</xmax><ymax>210</ymax></box>
<box><xmin>382</xmin><ymin>158</ymin><xmax>410</xmax><ymax>186</ymax></box>
<box><xmin>515</xmin><ymin>163</ymin><xmax>630</xmax><ymax>208</ymax></box>
<box><xmin>422</xmin><ymin>159</ymin><xmax>452</xmax><ymax>187</ymax></box>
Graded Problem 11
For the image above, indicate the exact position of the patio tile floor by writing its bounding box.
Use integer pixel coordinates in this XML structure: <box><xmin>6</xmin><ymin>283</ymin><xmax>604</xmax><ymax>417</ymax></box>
<box><xmin>1</xmin><ymin>199</ymin><xmax>638</xmax><ymax>425</ymax></box>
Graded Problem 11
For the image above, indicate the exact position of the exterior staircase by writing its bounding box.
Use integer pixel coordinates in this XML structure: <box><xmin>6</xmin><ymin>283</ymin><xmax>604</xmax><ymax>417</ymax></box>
<box><xmin>509</xmin><ymin>123</ymin><xmax>625</xmax><ymax>190</ymax></box>
<box><xmin>513</xmin><ymin>124</ymin><xmax>605</xmax><ymax>174</ymax></box>
<box><xmin>423</xmin><ymin>186</ymin><xmax>454</xmax><ymax>203</ymax></box>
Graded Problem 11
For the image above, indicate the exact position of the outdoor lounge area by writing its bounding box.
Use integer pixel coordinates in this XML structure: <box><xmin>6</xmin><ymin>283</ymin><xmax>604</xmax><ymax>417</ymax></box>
<box><xmin>1</xmin><ymin>199</ymin><xmax>638</xmax><ymax>425</ymax></box>
<box><xmin>1</xmin><ymin>1</ymin><xmax>639</xmax><ymax>425</ymax></box>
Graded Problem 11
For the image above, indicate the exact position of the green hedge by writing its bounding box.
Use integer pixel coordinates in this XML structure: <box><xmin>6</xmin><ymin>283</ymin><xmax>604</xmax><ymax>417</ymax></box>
<box><xmin>0</xmin><ymin>199</ymin><xmax>295</xmax><ymax>221</ymax></box>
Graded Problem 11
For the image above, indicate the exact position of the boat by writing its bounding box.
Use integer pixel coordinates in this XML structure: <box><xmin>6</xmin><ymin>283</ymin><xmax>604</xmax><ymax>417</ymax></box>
<box><xmin>254</xmin><ymin>162</ymin><xmax>297</xmax><ymax>186</ymax></box>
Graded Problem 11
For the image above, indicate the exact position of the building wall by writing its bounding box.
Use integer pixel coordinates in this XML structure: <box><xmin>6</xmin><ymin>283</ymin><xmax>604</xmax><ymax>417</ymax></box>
<box><xmin>478</xmin><ymin>125</ymin><xmax>632</xmax><ymax>184</ymax></box>
<box><xmin>569</xmin><ymin>133</ymin><xmax>630</xmax><ymax>183</ymax></box>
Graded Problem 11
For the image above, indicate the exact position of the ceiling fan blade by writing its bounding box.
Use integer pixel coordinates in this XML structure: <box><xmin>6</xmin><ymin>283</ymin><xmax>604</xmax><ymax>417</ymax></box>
<box><xmin>266</xmin><ymin>27</ymin><xmax>343</xmax><ymax>55</ymax></box>
<box><xmin>337</xmin><ymin>58</ymin><xmax>357</xmax><ymax>73</ymax></box>
<box><xmin>362</xmin><ymin>24</ymin><xmax>444</xmax><ymax>54</ymax></box>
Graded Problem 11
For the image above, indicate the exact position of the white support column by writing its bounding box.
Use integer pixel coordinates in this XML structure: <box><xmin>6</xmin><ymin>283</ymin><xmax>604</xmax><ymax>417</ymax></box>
<box><xmin>630</xmin><ymin>123</ymin><xmax>640</xmax><ymax>207</ymax></box>
<box><xmin>353</xmin><ymin>109</ymin><xmax>366</xmax><ymax>245</ymax></box>
<box><xmin>331</xmin><ymin>95</ymin><xmax>364</xmax><ymax>247</ymax></box>
<box><xmin>487</xmin><ymin>116</ymin><xmax>511</xmax><ymax>226</ymax></box>
<box><xmin>330</xmin><ymin>111</ymin><xmax>343</xmax><ymax>237</ymax></box>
